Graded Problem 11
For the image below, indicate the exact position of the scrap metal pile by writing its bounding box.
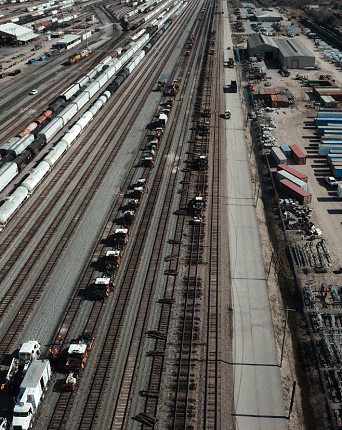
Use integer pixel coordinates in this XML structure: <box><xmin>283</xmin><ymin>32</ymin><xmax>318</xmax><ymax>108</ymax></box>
<box><xmin>280</xmin><ymin>199</ymin><xmax>333</xmax><ymax>272</ymax></box>
<box><xmin>304</xmin><ymin>282</ymin><xmax>342</xmax><ymax>405</ymax></box>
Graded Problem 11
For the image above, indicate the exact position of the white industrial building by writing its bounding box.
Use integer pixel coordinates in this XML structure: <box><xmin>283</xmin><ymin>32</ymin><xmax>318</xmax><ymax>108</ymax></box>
<box><xmin>247</xmin><ymin>34</ymin><xmax>315</xmax><ymax>68</ymax></box>
<box><xmin>0</xmin><ymin>22</ymin><xmax>36</xmax><ymax>43</ymax></box>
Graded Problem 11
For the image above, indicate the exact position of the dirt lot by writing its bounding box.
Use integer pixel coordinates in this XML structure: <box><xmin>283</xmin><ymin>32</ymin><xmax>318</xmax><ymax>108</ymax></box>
<box><xmin>243</xmin><ymin>32</ymin><xmax>342</xmax><ymax>430</ymax></box>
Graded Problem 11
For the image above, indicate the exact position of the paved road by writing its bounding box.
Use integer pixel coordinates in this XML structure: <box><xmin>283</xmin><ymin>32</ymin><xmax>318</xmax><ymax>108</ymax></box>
<box><xmin>222</xmin><ymin>4</ymin><xmax>287</xmax><ymax>430</ymax></box>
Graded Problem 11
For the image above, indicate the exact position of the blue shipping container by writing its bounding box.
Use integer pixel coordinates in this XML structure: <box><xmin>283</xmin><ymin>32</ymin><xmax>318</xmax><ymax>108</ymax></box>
<box><xmin>317</xmin><ymin>113</ymin><xmax>342</xmax><ymax>118</ymax></box>
<box><xmin>333</xmin><ymin>166</ymin><xmax>342</xmax><ymax>178</ymax></box>
<box><xmin>315</xmin><ymin>118</ymin><xmax>342</xmax><ymax>126</ymax></box>
<box><xmin>280</xmin><ymin>144</ymin><xmax>291</xmax><ymax>158</ymax></box>
<box><xmin>317</xmin><ymin>127</ymin><xmax>342</xmax><ymax>136</ymax></box>
<box><xmin>321</xmin><ymin>139</ymin><xmax>342</xmax><ymax>145</ymax></box>
<box><xmin>319</xmin><ymin>144</ymin><xmax>342</xmax><ymax>156</ymax></box>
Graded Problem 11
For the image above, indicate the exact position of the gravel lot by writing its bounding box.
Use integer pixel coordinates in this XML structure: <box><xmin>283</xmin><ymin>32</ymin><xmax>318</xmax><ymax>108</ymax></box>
<box><xmin>243</xmin><ymin>31</ymin><xmax>342</xmax><ymax>429</ymax></box>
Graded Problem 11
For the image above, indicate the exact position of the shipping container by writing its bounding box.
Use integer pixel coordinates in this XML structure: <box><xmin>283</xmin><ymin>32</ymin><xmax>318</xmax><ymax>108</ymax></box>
<box><xmin>280</xmin><ymin>144</ymin><xmax>291</xmax><ymax>158</ymax></box>
<box><xmin>321</xmin><ymin>140</ymin><xmax>342</xmax><ymax>149</ymax></box>
<box><xmin>320</xmin><ymin>134</ymin><xmax>342</xmax><ymax>142</ymax></box>
<box><xmin>279</xmin><ymin>179</ymin><xmax>312</xmax><ymax>205</ymax></box>
<box><xmin>277</xmin><ymin>164</ymin><xmax>308</xmax><ymax>183</ymax></box>
<box><xmin>333</xmin><ymin>165</ymin><xmax>342</xmax><ymax>179</ymax></box>
<box><xmin>276</xmin><ymin>170</ymin><xmax>308</xmax><ymax>191</ymax></box>
<box><xmin>319</xmin><ymin>144</ymin><xmax>342</xmax><ymax>156</ymax></box>
<box><xmin>317</xmin><ymin>126</ymin><xmax>342</xmax><ymax>136</ymax></box>
<box><xmin>317</xmin><ymin>112</ymin><xmax>342</xmax><ymax>118</ymax></box>
<box><xmin>315</xmin><ymin>117</ymin><xmax>342</xmax><ymax>126</ymax></box>
<box><xmin>290</xmin><ymin>145</ymin><xmax>306</xmax><ymax>164</ymax></box>
<box><xmin>271</xmin><ymin>146</ymin><xmax>287</xmax><ymax>165</ymax></box>
<box><xmin>327</xmin><ymin>153</ymin><xmax>342</xmax><ymax>165</ymax></box>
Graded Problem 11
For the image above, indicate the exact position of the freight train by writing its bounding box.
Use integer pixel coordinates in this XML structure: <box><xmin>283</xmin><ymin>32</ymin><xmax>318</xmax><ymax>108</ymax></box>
<box><xmin>0</xmin><ymin>10</ymin><xmax>184</xmax><ymax>225</ymax></box>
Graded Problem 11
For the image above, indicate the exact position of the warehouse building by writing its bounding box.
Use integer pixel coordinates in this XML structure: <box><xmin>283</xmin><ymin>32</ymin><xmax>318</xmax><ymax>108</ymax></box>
<box><xmin>247</xmin><ymin>35</ymin><xmax>315</xmax><ymax>68</ymax></box>
<box><xmin>253</xmin><ymin>9</ymin><xmax>282</xmax><ymax>22</ymax></box>
<box><xmin>56</xmin><ymin>33</ymin><xmax>81</xmax><ymax>50</ymax></box>
<box><xmin>247</xmin><ymin>34</ymin><xmax>279</xmax><ymax>60</ymax></box>
<box><xmin>0</xmin><ymin>23</ymin><xmax>36</xmax><ymax>44</ymax></box>
<box><xmin>276</xmin><ymin>39</ymin><xmax>315</xmax><ymax>69</ymax></box>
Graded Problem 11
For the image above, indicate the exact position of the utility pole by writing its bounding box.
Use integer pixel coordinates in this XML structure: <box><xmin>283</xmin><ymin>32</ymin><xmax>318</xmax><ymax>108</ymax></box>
<box><xmin>280</xmin><ymin>308</ymin><xmax>296</xmax><ymax>367</ymax></box>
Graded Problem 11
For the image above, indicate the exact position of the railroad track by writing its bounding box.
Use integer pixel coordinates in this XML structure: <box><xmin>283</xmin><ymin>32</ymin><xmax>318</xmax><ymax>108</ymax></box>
<box><xmin>0</xmin><ymin>31</ymin><xmax>129</xmax><ymax>141</ymax></box>
<box><xmin>130</xmin><ymin>0</ymin><xmax>223</xmax><ymax>428</ymax></box>
<box><xmin>44</xmin><ymin>4</ymin><xmax>206</xmax><ymax>429</ymax></box>
<box><xmin>0</xmin><ymin>9</ymin><xmax>195</xmax><ymax>364</ymax></box>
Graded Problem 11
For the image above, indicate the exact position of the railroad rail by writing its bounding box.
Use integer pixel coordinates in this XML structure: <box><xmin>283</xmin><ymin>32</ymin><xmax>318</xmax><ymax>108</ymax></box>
<box><xmin>0</xmin><ymin>9</ymin><xmax>193</xmax><ymax>364</ymax></box>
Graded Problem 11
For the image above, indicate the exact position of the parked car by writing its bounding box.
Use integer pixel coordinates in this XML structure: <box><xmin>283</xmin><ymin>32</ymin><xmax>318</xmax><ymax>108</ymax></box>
<box><xmin>325</xmin><ymin>176</ymin><xmax>338</xmax><ymax>187</ymax></box>
<box><xmin>264</xmin><ymin>82</ymin><xmax>271</xmax><ymax>87</ymax></box>
<box><xmin>224</xmin><ymin>110</ymin><xmax>231</xmax><ymax>119</ymax></box>
<box><xmin>29</xmin><ymin>89</ymin><xmax>38</xmax><ymax>95</ymax></box>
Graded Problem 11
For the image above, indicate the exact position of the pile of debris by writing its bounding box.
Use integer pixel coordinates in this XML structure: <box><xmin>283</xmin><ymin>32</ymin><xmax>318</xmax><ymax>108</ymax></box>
<box><xmin>292</xmin><ymin>239</ymin><xmax>332</xmax><ymax>271</ymax></box>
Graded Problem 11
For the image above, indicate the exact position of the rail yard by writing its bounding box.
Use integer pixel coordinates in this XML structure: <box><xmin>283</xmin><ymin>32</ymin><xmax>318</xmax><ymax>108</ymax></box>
<box><xmin>2</xmin><ymin>0</ymin><xmax>342</xmax><ymax>429</ymax></box>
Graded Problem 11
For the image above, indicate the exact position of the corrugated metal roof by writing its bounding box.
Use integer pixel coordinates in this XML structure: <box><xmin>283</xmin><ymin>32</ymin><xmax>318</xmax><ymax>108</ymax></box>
<box><xmin>254</xmin><ymin>8</ymin><xmax>281</xmax><ymax>19</ymax></box>
<box><xmin>315</xmin><ymin>88</ymin><xmax>342</xmax><ymax>95</ymax></box>
<box><xmin>247</xmin><ymin>34</ymin><xmax>278</xmax><ymax>50</ymax></box>
<box><xmin>275</xmin><ymin>38</ymin><xmax>314</xmax><ymax>58</ymax></box>
<box><xmin>0</xmin><ymin>22</ymin><xmax>34</xmax><ymax>37</ymax></box>
<box><xmin>57</xmin><ymin>34</ymin><xmax>81</xmax><ymax>44</ymax></box>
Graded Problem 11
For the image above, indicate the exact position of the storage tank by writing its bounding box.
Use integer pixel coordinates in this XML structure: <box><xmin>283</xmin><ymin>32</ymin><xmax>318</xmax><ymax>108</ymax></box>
<box><xmin>77</xmin><ymin>112</ymin><xmax>92</xmax><ymax>130</ymax></box>
<box><xmin>45</xmin><ymin>141</ymin><xmax>68</xmax><ymax>166</ymax></box>
<box><xmin>102</xmin><ymin>90</ymin><xmax>111</xmax><ymax>100</ymax></box>
<box><xmin>0</xmin><ymin>186</ymin><xmax>28</xmax><ymax>225</ymax></box>
<box><xmin>98</xmin><ymin>95</ymin><xmax>107</xmax><ymax>105</ymax></box>
<box><xmin>0</xmin><ymin>162</ymin><xmax>19</xmax><ymax>193</ymax></box>
<box><xmin>271</xmin><ymin>146</ymin><xmax>287</xmax><ymax>165</ymax></box>
<box><xmin>60</xmin><ymin>124</ymin><xmax>82</xmax><ymax>147</ymax></box>
<box><xmin>21</xmin><ymin>161</ymin><xmax>50</xmax><ymax>193</ymax></box>
<box><xmin>88</xmin><ymin>100</ymin><xmax>103</xmax><ymax>116</ymax></box>
<box><xmin>276</xmin><ymin>170</ymin><xmax>308</xmax><ymax>191</ymax></box>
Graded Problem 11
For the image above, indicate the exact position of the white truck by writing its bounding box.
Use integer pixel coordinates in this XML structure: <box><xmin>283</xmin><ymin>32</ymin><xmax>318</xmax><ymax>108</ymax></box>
<box><xmin>11</xmin><ymin>360</ymin><xmax>51</xmax><ymax>430</ymax></box>
<box><xmin>6</xmin><ymin>341</ymin><xmax>41</xmax><ymax>390</ymax></box>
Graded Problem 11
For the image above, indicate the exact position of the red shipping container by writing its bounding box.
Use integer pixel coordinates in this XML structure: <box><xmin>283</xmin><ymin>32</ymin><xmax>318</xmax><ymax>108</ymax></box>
<box><xmin>290</xmin><ymin>145</ymin><xmax>306</xmax><ymax>165</ymax></box>
<box><xmin>279</xmin><ymin>179</ymin><xmax>312</xmax><ymax>205</ymax></box>
<box><xmin>277</xmin><ymin>164</ymin><xmax>308</xmax><ymax>183</ymax></box>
